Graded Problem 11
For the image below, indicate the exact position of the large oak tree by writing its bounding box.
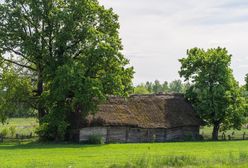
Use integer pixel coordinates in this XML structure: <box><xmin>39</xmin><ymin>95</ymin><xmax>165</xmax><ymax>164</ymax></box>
<box><xmin>0</xmin><ymin>0</ymin><xmax>134</xmax><ymax>140</ymax></box>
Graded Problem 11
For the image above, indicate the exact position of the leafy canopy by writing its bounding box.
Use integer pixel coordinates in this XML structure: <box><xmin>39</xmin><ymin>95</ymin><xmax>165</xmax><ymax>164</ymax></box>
<box><xmin>0</xmin><ymin>0</ymin><xmax>134</xmax><ymax>140</ymax></box>
<box><xmin>0</xmin><ymin>61</ymin><xmax>34</xmax><ymax>123</ymax></box>
<box><xmin>179</xmin><ymin>47</ymin><xmax>247</xmax><ymax>140</ymax></box>
<box><xmin>134</xmin><ymin>80</ymin><xmax>188</xmax><ymax>94</ymax></box>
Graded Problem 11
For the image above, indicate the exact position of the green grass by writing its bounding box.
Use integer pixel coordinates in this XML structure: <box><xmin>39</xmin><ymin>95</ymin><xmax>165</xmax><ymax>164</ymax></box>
<box><xmin>200</xmin><ymin>126</ymin><xmax>248</xmax><ymax>140</ymax></box>
<box><xmin>0</xmin><ymin>118</ymin><xmax>38</xmax><ymax>137</ymax></box>
<box><xmin>2</xmin><ymin>118</ymin><xmax>248</xmax><ymax>167</ymax></box>
<box><xmin>1</xmin><ymin>141</ymin><xmax>248</xmax><ymax>167</ymax></box>
<box><xmin>2</xmin><ymin>118</ymin><xmax>248</xmax><ymax>140</ymax></box>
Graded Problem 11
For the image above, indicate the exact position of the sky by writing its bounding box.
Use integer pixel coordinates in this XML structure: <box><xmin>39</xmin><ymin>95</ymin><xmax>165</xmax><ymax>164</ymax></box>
<box><xmin>1</xmin><ymin>0</ymin><xmax>248</xmax><ymax>85</ymax></box>
<box><xmin>99</xmin><ymin>0</ymin><xmax>248</xmax><ymax>85</ymax></box>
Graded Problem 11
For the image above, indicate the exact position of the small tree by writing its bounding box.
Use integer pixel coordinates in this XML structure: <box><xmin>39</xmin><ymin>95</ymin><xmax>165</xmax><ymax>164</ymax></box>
<box><xmin>169</xmin><ymin>80</ymin><xmax>184</xmax><ymax>93</ymax></box>
<box><xmin>179</xmin><ymin>47</ymin><xmax>247</xmax><ymax>140</ymax></box>
<box><xmin>145</xmin><ymin>82</ymin><xmax>153</xmax><ymax>93</ymax></box>
<box><xmin>134</xmin><ymin>84</ymin><xmax>150</xmax><ymax>94</ymax></box>
<box><xmin>153</xmin><ymin>80</ymin><xmax>163</xmax><ymax>93</ymax></box>
<box><xmin>162</xmin><ymin>81</ymin><xmax>169</xmax><ymax>93</ymax></box>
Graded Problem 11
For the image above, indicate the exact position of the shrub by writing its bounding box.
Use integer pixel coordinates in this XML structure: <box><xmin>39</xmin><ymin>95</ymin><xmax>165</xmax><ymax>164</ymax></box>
<box><xmin>36</xmin><ymin>116</ymin><xmax>69</xmax><ymax>141</ymax></box>
<box><xmin>1</xmin><ymin>128</ymin><xmax>8</xmax><ymax>138</ymax></box>
<box><xmin>9</xmin><ymin>126</ymin><xmax>16</xmax><ymax>137</ymax></box>
<box><xmin>88</xmin><ymin>134</ymin><xmax>104</xmax><ymax>144</ymax></box>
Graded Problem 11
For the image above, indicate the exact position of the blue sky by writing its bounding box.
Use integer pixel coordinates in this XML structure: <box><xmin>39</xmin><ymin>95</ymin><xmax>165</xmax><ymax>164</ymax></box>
<box><xmin>100</xmin><ymin>0</ymin><xmax>248</xmax><ymax>85</ymax></box>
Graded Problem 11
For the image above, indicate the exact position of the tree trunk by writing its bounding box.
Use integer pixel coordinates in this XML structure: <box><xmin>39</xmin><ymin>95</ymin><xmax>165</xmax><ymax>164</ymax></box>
<box><xmin>212</xmin><ymin>122</ymin><xmax>220</xmax><ymax>141</ymax></box>
<box><xmin>37</xmin><ymin>73</ymin><xmax>46</xmax><ymax>121</ymax></box>
<box><xmin>65</xmin><ymin>105</ymin><xmax>84</xmax><ymax>142</ymax></box>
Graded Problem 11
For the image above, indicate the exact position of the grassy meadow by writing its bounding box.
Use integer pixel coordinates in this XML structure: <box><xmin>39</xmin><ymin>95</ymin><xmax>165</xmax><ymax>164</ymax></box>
<box><xmin>1</xmin><ymin>141</ymin><xmax>248</xmax><ymax>167</ymax></box>
<box><xmin>0</xmin><ymin>118</ymin><xmax>38</xmax><ymax>137</ymax></box>
<box><xmin>200</xmin><ymin>126</ymin><xmax>248</xmax><ymax>140</ymax></box>
<box><xmin>2</xmin><ymin>118</ymin><xmax>248</xmax><ymax>167</ymax></box>
<box><xmin>1</xmin><ymin>118</ymin><xmax>248</xmax><ymax>140</ymax></box>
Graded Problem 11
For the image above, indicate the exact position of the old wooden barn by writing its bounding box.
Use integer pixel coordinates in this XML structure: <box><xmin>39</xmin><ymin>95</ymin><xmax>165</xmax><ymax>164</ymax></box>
<box><xmin>79</xmin><ymin>94</ymin><xmax>202</xmax><ymax>143</ymax></box>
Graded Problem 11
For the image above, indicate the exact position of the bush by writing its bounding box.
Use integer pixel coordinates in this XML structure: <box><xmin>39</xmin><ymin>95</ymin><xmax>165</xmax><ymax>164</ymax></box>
<box><xmin>9</xmin><ymin>126</ymin><xmax>16</xmax><ymax>137</ymax></box>
<box><xmin>1</xmin><ymin>128</ymin><xmax>8</xmax><ymax>138</ymax></box>
<box><xmin>35</xmin><ymin>112</ymin><xmax>69</xmax><ymax>141</ymax></box>
<box><xmin>88</xmin><ymin>134</ymin><xmax>104</xmax><ymax>144</ymax></box>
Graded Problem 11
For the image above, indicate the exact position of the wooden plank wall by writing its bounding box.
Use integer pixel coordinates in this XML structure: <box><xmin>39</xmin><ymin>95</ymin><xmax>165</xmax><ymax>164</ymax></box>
<box><xmin>79</xmin><ymin>127</ymin><xmax>107</xmax><ymax>142</ymax></box>
<box><xmin>107</xmin><ymin>127</ymin><xmax>127</xmax><ymax>143</ymax></box>
<box><xmin>79</xmin><ymin>126</ymin><xmax>199</xmax><ymax>143</ymax></box>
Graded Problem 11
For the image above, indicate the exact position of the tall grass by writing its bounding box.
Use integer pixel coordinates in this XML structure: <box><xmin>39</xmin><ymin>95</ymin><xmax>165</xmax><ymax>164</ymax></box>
<box><xmin>109</xmin><ymin>152</ymin><xmax>248</xmax><ymax>168</ymax></box>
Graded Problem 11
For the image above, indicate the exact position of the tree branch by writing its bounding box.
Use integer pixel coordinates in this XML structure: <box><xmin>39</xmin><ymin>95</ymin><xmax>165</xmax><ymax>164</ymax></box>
<box><xmin>2</xmin><ymin>47</ymin><xmax>36</xmax><ymax>64</ymax></box>
<box><xmin>1</xmin><ymin>57</ymin><xmax>36</xmax><ymax>71</ymax></box>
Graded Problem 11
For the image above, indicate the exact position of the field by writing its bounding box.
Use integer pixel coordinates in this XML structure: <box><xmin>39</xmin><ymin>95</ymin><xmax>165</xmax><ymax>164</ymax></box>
<box><xmin>0</xmin><ymin>118</ymin><xmax>38</xmax><ymax>137</ymax></box>
<box><xmin>1</xmin><ymin>141</ymin><xmax>248</xmax><ymax>167</ymax></box>
<box><xmin>1</xmin><ymin>118</ymin><xmax>248</xmax><ymax>140</ymax></box>
<box><xmin>200</xmin><ymin>126</ymin><xmax>248</xmax><ymax>140</ymax></box>
<box><xmin>2</xmin><ymin>119</ymin><xmax>248</xmax><ymax>167</ymax></box>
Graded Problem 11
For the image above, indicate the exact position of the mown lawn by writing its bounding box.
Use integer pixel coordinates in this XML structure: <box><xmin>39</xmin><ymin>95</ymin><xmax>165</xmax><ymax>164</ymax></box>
<box><xmin>2</xmin><ymin>119</ymin><xmax>248</xmax><ymax>167</ymax></box>
<box><xmin>1</xmin><ymin>141</ymin><xmax>248</xmax><ymax>168</ymax></box>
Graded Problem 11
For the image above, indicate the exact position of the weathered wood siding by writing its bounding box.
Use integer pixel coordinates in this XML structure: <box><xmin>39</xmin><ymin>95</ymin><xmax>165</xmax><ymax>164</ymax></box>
<box><xmin>107</xmin><ymin>127</ymin><xmax>127</xmax><ymax>143</ymax></box>
<box><xmin>79</xmin><ymin>126</ymin><xmax>199</xmax><ymax>143</ymax></box>
<box><xmin>166</xmin><ymin>126</ymin><xmax>199</xmax><ymax>141</ymax></box>
<box><xmin>79</xmin><ymin>127</ymin><xmax>107</xmax><ymax>142</ymax></box>
<box><xmin>127</xmin><ymin>128</ymin><xmax>148</xmax><ymax>142</ymax></box>
<box><xmin>183</xmin><ymin>126</ymin><xmax>199</xmax><ymax>137</ymax></box>
<box><xmin>148</xmin><ymin>128</ymin><xmax>166</xmax><ymax>142</ymax></box>
<box><xmin>166</xmin><ymin>127</ymin><xmax>184</xmax><ymax>140</ymax></box>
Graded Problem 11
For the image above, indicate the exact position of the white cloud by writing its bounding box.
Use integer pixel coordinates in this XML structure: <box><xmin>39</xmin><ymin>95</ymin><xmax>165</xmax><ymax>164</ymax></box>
<box><xmin>1</xmin><ymin>0</ymin><xmax>248</xmax><ymax>85</ymax></box>
<box><xmin>100</xmin><ymin>0</ymin><xmax>248</xmax><ymax>85</ymax></box>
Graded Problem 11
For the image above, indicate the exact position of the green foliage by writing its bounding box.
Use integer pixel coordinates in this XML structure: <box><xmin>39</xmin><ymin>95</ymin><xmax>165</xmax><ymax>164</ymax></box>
<box><xmin>153</xmin><ymin>80</ymin><xmax>163</xmax><ymax>93</ymax></box>
<box><xmin>179</xmin><ymin>47</ymin><xmax>247</xmax><ymax>140</ymax></box>
<box><xmin>133</xmin><ymin>85</ymin><xmax>150</xmax><ymax>94</ymax></box>
<box><xmin>145</xmin><ymin>82</ymin><xmax>153</xmax><ymax>93</ymax></box>
<box><xmin>36</xmin><ymin>122</ymin><xmax>66</xmax><ymax>142</ymax></box>
<box><xmin>169</xmin><ymin>80</ymin><xmax>183</xmax><ymax>93</ymax></box>
<box><xmin>9</xmin><ymin>126</ymin><xmax>16</xmax><ymax>138</ymax></box>
<box><xmin>162</xmin><ymin>81</ymin><xmax>169</xmax><ymax>93</ymax></box>
<box><xmin>245</xmin><ymin>74</ymin><xmax>248</xmax><ymax>91</ymax></box>
<box><xmin>87</xmin><ymin>134</ymin><xmax>104</xmax><ymax>144</ymax></box>
<box><xmin>134</xmin><ymin>80</ymin><xmax>188</xmax><ymax>94</ymax></box>
<box><xmin>0</xmin><ymin>0</ymin><xmax>134</xmax><ymax>141</ymax></box>
<box><xmin>0</xmin><ymin>63</ymin><xmax>34</xmax><ymax>123</ymax></box>
<box><xmin>0</xmin><ymin>118</ymin><xmax>38</xmax><ymax>138</ymax></box>
<box><xmin>1</xmin><ymin>128</ymin><xmax>8</xmax><ymax>138</ymax></box>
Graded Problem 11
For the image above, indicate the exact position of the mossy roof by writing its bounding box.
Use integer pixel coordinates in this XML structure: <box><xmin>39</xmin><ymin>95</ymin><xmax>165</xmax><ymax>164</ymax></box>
<box><xmin>86</xmin><ymin>94</ymin><xmax>202</xmax><ymax>128</ymax></box>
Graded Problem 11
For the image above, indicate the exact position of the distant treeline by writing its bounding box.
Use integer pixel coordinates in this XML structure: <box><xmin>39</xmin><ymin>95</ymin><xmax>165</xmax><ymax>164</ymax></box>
<box><xmin>133</xmin><ymin>79</ymin><xmax>190</xmax><ymax>94</ymax></box>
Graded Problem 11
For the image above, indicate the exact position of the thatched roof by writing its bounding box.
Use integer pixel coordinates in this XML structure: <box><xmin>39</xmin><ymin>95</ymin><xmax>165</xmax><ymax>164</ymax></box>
<box><xmin>86</xmin><ymin>94</ymin><xmax>202</xmax><ymax>128</ymax></box>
